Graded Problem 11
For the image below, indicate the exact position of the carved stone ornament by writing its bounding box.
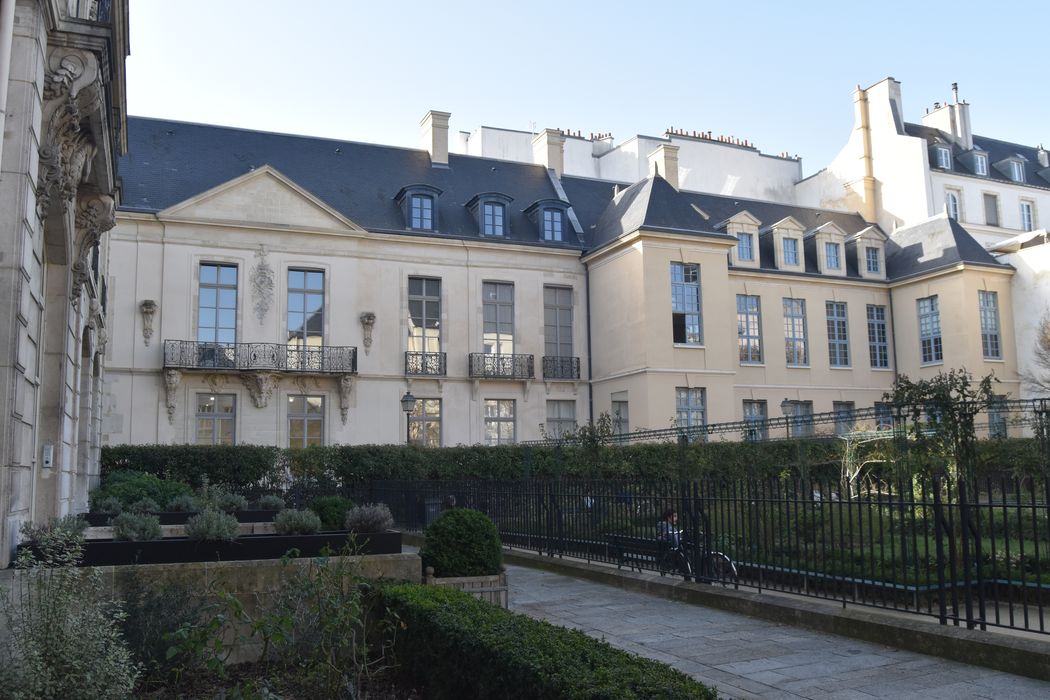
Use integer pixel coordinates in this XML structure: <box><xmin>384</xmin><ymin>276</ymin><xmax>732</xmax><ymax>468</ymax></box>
<box><xmin>241</xmin><ymin>372</ymin><xmax>278</xmax><ymax>409</ymax></box>
<box><xmin>359</xmin><ymin>312</ymin><xmax>376</xmax><ymax>355</ymax></box>
<box><xmin>139</xmin><ymin>300</ymin><xmax>157</xmax><ymax>347</ymax></box>
<box><xmin>163</xmin><ymin>369</ymin><xmax>181</xmax><ymax>424</ymax></box>
<box><xmin>70</xmin><ymin>193</ymin><xmax>116</xmax><ymax>309</ymax></box>
<box><xmin>338</xmin><ymin>373</ymin><xmax>354</xmax><ymax>425</ymax></box>
<box><xmin>250</xmin><ymin>246</ymin><xmax>275</xmax><ymax>325</ymax></box>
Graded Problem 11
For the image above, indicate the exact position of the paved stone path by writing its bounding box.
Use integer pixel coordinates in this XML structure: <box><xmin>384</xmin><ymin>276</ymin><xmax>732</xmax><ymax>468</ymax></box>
<box><xmin>507</xmin><ymin>564</ymin><xmax>1050</xmax><ymax>699</ymax></box>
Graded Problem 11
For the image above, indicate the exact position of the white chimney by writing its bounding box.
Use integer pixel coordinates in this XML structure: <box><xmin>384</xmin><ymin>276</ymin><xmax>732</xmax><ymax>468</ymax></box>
<box><xmin>647</xmin><ymin>143</ymin><xmax>680</xmax><ymax>189</ymax></box>
<box><xmin>1038</xmin><ymin>145</ymin><xmax>1049</xmax><ymax>169</ymax></box>
<box><xmin>420</xmin><ymin>110</ymin><xmax>451</xmax><ymax>166</ymax></box>
<box><xmin>531</xmin><ymin>128</ymin><xmax>566</xmax><ymax>176</ymax></box>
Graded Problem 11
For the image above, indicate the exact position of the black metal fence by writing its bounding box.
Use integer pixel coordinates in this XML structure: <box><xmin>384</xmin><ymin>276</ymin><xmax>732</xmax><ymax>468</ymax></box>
<box><xmin>353</xmin><ymin>476</ymin><xmax>1050</xmax><ymax>636</ymax></box>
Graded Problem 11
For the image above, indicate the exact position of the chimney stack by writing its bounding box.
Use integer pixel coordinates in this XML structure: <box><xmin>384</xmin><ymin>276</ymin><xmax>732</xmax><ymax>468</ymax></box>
<box><xmin>531</xmin><ymin>128</ymin><xmax>566</xmax><ymax>176</ymax></box>
<box><xmin>420</xmin><ymin>110</ymin><xmax>451</xmax><ymax>166</ymax></box>
<box><xmin>647</xmin><ymin>143</ymin><xmax>680</xmax><ymax>190</ymax></box>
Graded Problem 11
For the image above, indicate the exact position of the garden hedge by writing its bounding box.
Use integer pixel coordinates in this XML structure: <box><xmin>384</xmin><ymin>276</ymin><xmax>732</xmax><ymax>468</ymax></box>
<box><xmin>379</xmin><ymin>583</ymin><xmax>716</xmax><ymax>699</ymax></box>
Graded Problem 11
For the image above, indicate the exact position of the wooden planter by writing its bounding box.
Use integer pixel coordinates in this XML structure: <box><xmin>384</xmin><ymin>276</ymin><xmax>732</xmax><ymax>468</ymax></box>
<box><xmin>423</xmin><ymin>565</ymin><xmax>508</xmax><ymax>608</ymax></box>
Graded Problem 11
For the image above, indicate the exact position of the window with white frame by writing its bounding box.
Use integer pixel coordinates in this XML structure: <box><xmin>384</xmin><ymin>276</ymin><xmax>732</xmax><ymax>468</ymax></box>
<box><xmin>984</xmin><ymin>193</ymin><xmax>1000</xmax><ymax>226</ymax></box>
<box><xmin>736</xmin><ymin>294</ymin><xmax>762</xmax><ymax>364</ymax></box>
<box><xmin>743</xmin><ymin>400</ymin><xmax>767</xmax><ymax>441</ymax></box>
<box><xmin>198</xmin><ymin>263</ymin><xmax>238</xmax><ymax>367</ymax></box>
<box><xmin>288</xmin><ymin>395</ymin><xmax>324</xmax><ymax>448</ymax></box>
<box><xmin>1010</xmin><ymin>161</ymin><xmax>1025</xmax><ymax>183</ymax></box>
<box><xmin>196</xmin><ymin>394</ymin><xmax>235</xmax><ymax>445</ymax></box>
<box><xmin>826</xmin><ymin>302</ymin><xmax>849</xmax><ymax>367</ymax></box>
<box><xmin>482</xmin><ymin>201</ymin><xmax>506</xmax><ymax>236</ymax></box>
<box><xmin>675</xmin><ymin>387</ymin><xmax>706</xmax><ymax>433</ymax></box>
<box><xmin>545</xmin><ymin>400</ymin><xmax>576</xmax><ymax>439</ymax></box>
<box><xmin>875</xmin><ymin>402</ymin><xmax>894</xmax><ymax>430</ymax></box>
<box><xmin>936</xmin><ymin>147</ymin><xmax>952</xmax><ymax>169</ymax></box>
<box><xmin>410</xmin><ymin>194</ymin><xmax>434</xmax><ymax>230</ymax></box>
<box><xmin>783</xmin><ymin>298</ymin><xmax>808</xmax><ymax>366</ymax></box>
<box><xmin>946</xmin><ymin>190</ymin><xmax>960</xmax><ymax>221</ymax></box>
<box><xmin>482</xmin><ymin>282</ymin><xmax>514</xmax><ymax>354</ymax></box>
<box><xmin>918</xmin><ymin>296</ymin><xmax>943</xmax><ymax>364</ymax></box>
<box><xmin>865</xmin><ymin>246</ymin><xmax>881</xmax><ymax>274</ymax></box>
<box><xmin>866</xmin><ymin>304</ymin><xmax>889</xmax><ymax>369</ymax></box>
<box><xmin>287</xmin><ymin>269</ymin><xmax>324</xmax><ymax>369</ymax></box>
<box><xmin>409</xmin><ymin>398</ymin><xmax>442</xmax><ymax>447</ymax></box>
<box><xmin>979</xmin><ymin>290</ymin><xmax>1001</xmax><ymax>360</ymax></box>
<box><xmin>833</xmin><ymin>401</ymin><xmax>856</xmax><ymax>435</ymax></box>
<box><xmin>670</xmin><ymin>262</ymin><xmax>702</xmax><ymax>344</ymax></box>
<box><xmin>785</xmin><ymin>400</ymin><xmax>814</xmax><ymax>437</ymax></box>
<box><xmin>408</xmin><ymin>277</ymin><xmax>441</xmax><ymax>354</ymax></box>
<box><xmin>1021</xmin><ymin>201</ymin><xmax>1035</xmax><ymax>232</ymax></box>
<box><xmin>975</xmin><ymin>154</ymin><xmax>988</xmax><ymax>176</ymax></box>
<box><xmin>783</xmin><ymin>237</ymin><xmax>800</xmax><ymax>266</ymax></box>
<box><xmin>736</xmin><ymin>232</ymin><xmax>754</xmax><ymax>262</ymax></box>
<box><xmin>824</xmin><ymin>242</ymin><xmax>841</xmax><ymax>270</ymax></box>
<box><xmin>484</xmin><ymin>399</ymin><xmax>516</xmax><ymax>445</ymax></box>
<box><xmin>544</xmin><ymin>286</ymin><xmax>573</xmax><ymax>358</ymax></box>
<box><xmin>542</xmin><ymin>208</ymin><xmax>563</xmax><ymax>241</ymax></box>
<box><xmin>612</xmin><ymin>399</ymin><xmax>629</xmax><ymax>436</ymax></box>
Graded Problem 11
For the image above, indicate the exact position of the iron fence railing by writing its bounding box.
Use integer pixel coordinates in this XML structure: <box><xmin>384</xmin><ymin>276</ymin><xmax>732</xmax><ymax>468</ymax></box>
<box><xmin>542</xmin><ymin>355</ymin><xmax>580</xmax><ymax>380</ymax></box>
<box><xmin>405</xmin><ymin>351</ymin><xmax>446</xmax><ymax>376</ymax></box>
<box><xmin>468</xmin><ymin>352</ymin><xmax>534</xmax><ymax>380</ymax></box>
<box><xmin>163</xmin><ymin>340</ymin><xmax>357</xmax><ymax>373</ymax></box>
<box><xmin>352</xmin><ymin>477</ymin><xmax>1050</xmax><ymax>636</ymax></box>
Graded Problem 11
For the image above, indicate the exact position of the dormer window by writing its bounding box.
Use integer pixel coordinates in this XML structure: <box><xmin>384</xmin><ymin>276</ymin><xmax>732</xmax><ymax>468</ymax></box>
<box><xmin>936</xmin><ymin>147</ymin><xmax>952</xmax><ymax>170</ymax></box>
<box><xmin>737</xmin><ymin>233</ymin><xmax>754</xmax><ymax>261</ymax></box>
<box><xmin>824</xmin><ymin>242</ymin><xmax>841</xmax><ymax>270</ymax></box>
<box><xmin>525</xmin><ymin>198</ymin><xmax>570</xmax><ymax>242</ymax></box>
<box><xmin>975</xmin><ymin>153</ymin><xmax>988</xmax><ymax>176</ymax></box>
<box><xmin>466</xmin><ymin>192</ymin><xmax>514</xmax><ymax>238</ymax></box>
<box><xmin>865</xmin><ymin>246</ymin><xmax>881</xmax><ymax>274</ymax></box>
<box><xmin>542</xmin><ymin>208</ymin><xmax>563</xmax><ymax>241</ymax></box>
<box><xmin>394</xmin><ymin>184</ymin><xmax>443</xmax><ymax>232</ymax></box>
<box><xmin>1010</xmin><ymin>160</ymin><xmax>1025</xmax><ymax>183</ymax></box>
<box><xmin>783</xmin><ymin>238</ymin><xmax>799</xmax><ymax>266</ymax></box>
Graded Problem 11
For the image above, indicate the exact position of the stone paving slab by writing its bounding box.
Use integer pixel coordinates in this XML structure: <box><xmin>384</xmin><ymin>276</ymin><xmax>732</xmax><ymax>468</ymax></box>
<box><xmin>507</xmin><ymin>564</ymin><xmax>1050</xmax><ymax>700</ymax></box>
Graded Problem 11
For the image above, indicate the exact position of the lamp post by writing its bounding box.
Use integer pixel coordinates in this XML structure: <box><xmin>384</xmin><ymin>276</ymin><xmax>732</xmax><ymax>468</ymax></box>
<box><xmin>400</xmin><ymin>391</ymin><xmax>416</xmax><ymax>445</ymax></box>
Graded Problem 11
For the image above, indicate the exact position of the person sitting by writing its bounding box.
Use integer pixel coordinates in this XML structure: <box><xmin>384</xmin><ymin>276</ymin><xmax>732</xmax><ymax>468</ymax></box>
<box><xmin>656</xmin><ymin>508</ymin><xmax>680</xmax><ymax>548</ymax></box>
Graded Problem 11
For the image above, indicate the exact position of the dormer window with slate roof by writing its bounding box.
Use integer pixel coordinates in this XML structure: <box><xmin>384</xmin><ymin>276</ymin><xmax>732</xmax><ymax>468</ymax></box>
<box><xmin>807</xmin><ymin>221</ymin><xmax>847</xmax><ymax>278</ymax></box>
<box><xmin>935</xmin><ymin>146</ymin><xmax>952</xmax><ymax>170</ymax></box>
<box><xmin>993</xmin><ymin>156</ymin><xmax>1027</xmax><ymax>183</ymax></box>
<box><xmin>850</xmin><ymin>226</ymin><xmax>886</xmax><ymax>281</ymax></box>
<box><xmin>765</xmin><ymin>217</ymin><xmax>805</xmax><ymax>273</ymax></box>
<box><xmin>524</xmin><ymin>199</ymin><xmax>570</xmax><ymax>243</ymax></box>
<box><xmin>974</xmin><ymin>153</ymin><xmax>988</xmax><ymax>176</ymax></box>
<box><xmin>1010</xmin><ymin>160</ymin><xmax>1025</xmax><ymax>183</ymax></box>
<box><xmin>395</xmin><ymin>184</ymin><xmax>443</xmax><ymax>232</ymax></box>
<box><xmin>719</xmin><ymin>211</ymin><xmax>762</xmax><ymax>269</ymax></box>
<box><xmin>467</xmin><ymin>193</ymin><xmax>514</xmax><ymax>237</ymax></box>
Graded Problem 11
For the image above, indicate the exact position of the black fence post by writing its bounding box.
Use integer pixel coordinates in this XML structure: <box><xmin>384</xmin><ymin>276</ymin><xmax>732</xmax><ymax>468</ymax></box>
<box><xmin>932</xmin><ymin>475</ymin><xmax>949</xmax><ymax>626</ymax></box>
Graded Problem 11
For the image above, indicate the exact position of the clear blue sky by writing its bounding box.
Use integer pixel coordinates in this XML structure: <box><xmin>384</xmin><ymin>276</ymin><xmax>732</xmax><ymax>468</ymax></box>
<box><xmin>127</xmin><ymin>0</ymin><xmax>1050</xmax><ymax>176</ymax></box>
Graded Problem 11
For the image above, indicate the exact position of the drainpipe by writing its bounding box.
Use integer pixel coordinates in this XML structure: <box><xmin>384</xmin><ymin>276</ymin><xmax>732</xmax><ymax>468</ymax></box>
<box><xmin>0</xmin><ymin>0</ymin><xmax>17</xmax><ymax>174</ymax></box>
<box><xmin>584</xmin><ymin>258</ymin><xmax>594</xmax><ymax>426</ymax></box>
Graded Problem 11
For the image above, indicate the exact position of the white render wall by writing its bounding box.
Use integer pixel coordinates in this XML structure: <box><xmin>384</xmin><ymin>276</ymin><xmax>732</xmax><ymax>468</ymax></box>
<box><xmin>997</xmin><ymin>243</ymin><xmax>1050</xmax><ymax>399</ymax></box>
<box><xmin>931</xmin><ymin>172</ymin><xmax>1050</xmax><ymax>247</ymax></box>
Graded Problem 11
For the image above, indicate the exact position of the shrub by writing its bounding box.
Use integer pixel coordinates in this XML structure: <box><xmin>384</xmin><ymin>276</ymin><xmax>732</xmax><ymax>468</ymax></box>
<box><xmin>345</xmin><ymin>503</ymin><xmax>394</xmax><ymax>533</ymax></box>
<box><xmin>128</xmin><ymin>497</ymin><xmax>161</xmax><ymax>513</ymax></box>
<box><xmin>421</xmin><ymin>508</ymin><xmax>502</xmax><ymax>577</ymax></box>
<box><xmin>214</xmin><ymin>491</ymin><xmax>249</xmax><ymax>512</ymax></box>
<box><xmin>19</xmin><ymin>515</ymin><xmax>88</xmax><ymax>563</ymax></box>
<box><xmin>92</xmin><ymin>495</ymin><xmax>124</xmax><ymax>514</ymax></box>
<box><xmin>184</xmin><ymin>510</ymin><xmax>240</xmax><ymax>542</ymax></box>
<box><xmin>379</xmin><ymin>584</ymin><xmax>716</xmax><ymax>699</ymax></box>
<box><xmin>273</xmin><ymin>509</ymin><xmax>322</xmax><ymax>535</ymax></box>
<box><xmin>111</xmin><ymin>512</ymin><xmax>163</xmax><ymax>542</ymax></box>
<box><xmin>92</xmin><ymin>470</ymin><xmax>192</xmax><ymax>510</ymax></box>
<box><xmin>255</xmin><ymin>494</ymin><xmax>286</xmax><ymax>511</ymax></box>
<box><xmin>166</xmin><ymin>493</ymin><xmax>200</xmax><ymax>512</ymax></box>
<box><xmin>308</xmin><ymin>495</ymin><xmax>354</xmax><ymax>531</ymax></box>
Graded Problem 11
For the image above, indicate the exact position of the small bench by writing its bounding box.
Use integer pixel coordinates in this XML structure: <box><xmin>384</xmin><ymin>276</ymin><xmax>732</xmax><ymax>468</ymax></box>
<box><xmin>605</xmin><ymin>534</ymin><xmax>672</xmax><ymax>572</ymax></box>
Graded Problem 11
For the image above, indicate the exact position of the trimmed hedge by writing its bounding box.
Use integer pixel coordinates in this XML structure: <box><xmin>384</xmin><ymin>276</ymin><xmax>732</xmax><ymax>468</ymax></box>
<box><xmin>379</xmin><ymin>583</ymin><xmax>716</xmax><ymax>699</ymax></box>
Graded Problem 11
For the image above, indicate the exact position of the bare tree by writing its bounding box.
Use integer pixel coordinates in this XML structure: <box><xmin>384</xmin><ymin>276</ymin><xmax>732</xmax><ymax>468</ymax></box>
<box><xmin>1021</xmin><ymin>313</ymin><xmax>1050</xmax><ymax>394</ymax></box>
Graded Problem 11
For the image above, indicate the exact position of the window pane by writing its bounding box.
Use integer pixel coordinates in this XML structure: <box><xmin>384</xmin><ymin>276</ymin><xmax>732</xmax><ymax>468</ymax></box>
<box><xmin>219</xmin><ymin>266</ymin><xmax>238</xmax><ymax>285</ymax></box>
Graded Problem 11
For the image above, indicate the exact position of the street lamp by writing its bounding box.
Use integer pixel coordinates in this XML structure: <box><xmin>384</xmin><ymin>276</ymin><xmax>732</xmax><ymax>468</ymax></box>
<box><xmin>400</xmin><ymin>391</ymin><xmax>416</xmax><ymax>445</ymax></box>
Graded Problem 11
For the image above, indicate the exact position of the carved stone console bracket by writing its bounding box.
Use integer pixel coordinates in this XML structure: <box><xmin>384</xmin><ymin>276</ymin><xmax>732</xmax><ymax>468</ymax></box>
<box><xmin>140</xmin><ymin>300</ymin><xmax>157</xmax><ymax>346</ymax></box>
<box><xmin>359</xmin><ymin>312</ymin><xmax>376</xmax><ymax>355</ymax></box>
<box><xmin>241</xmin><ymin>372</ymin><xmax>278</xmax><ymax>409</ymax></box>
<box><xmin>163</xmin><ymin>369</ymin><xmax>181</xmax><ymax>424</ymax></box>
<box><xmin>338</xmin><ymin>374</ymin><xmax>354</xmax><ymax>425</ymax></box>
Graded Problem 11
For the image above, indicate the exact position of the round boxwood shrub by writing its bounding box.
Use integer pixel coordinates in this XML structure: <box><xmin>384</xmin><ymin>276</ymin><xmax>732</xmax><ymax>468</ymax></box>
<box><xmin>308</xmin><ymin>495</ymin><xmax>354</xmax><ymax>531</ymax></box>
<box><xmin>111</xmin><ymin>512</ymin><xmax>162</xmax><ymax>542</ymax></box>
<box><xmin>421</xmin><ymin>508</ymin><xmax>502</xmax><ymax>577</ymax></box>
<box><xmin>255</xmin><ymin>494</ymin><xmax>286</xmax><ymax>511</ymax></box>
<box><xmin>273</xmin><ymin>509</ymin><xmax>322</xmax><ymax>535</ymax></box>
<box><xmin>184</xmin><ymin>510</ymin><xmax>239</xmax><ymax>542</ymax></box>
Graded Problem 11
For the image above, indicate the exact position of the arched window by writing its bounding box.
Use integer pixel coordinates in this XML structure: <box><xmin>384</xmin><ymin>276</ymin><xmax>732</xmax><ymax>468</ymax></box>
<box><xmin>946</xmin><ymin>191</ymin><xmax>960</xmax><ymax>221</ymax></box>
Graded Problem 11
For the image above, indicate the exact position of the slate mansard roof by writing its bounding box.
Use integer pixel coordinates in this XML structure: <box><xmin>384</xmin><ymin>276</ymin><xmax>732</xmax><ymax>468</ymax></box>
<box><xmin>118</xmin><ymin>117</ymin><xmax>1011</xmax><ymax>282</ymax></box>
<box><xmin>905</xmin><ymin>122</ymin><xmax>1050</xmax><ymax>189</ymax></box>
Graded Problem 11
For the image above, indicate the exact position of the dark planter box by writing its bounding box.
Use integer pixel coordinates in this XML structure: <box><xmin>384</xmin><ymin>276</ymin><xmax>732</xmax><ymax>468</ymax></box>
<box><xmin>84</xmin><ymin>510</ymin><xmax>280</xmax><ymax>527</ymax></box>
<box><xmin>59</xmin><ymin>529</ymin><xmax>402</xmax><ymax>567</ymax></box>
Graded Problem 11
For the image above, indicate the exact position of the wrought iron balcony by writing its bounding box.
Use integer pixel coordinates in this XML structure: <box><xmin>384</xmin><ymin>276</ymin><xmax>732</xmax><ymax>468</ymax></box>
<box><xmin>163</xmin><ymin>340</ymin><xmax>357</xmax><ymax>374</ymax></box>
<box><xmin>468</xmin><ymin>353</ymin><xmax>534</xmax><ymax>380</ymax></box>
<box><xmin>542</xmin><ymin>356</ymin><xmax>581</xmax><ymax>380</ymax></box>
<box><xmin>405</xmin><ymin>351</ymin><xmax>447</xmax><ymax>376</ymax></box>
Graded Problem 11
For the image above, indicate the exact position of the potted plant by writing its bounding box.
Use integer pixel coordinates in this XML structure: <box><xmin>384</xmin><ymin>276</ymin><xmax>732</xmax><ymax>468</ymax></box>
<box><xmin>420</xmin><ymin>508</ymin><xmax>507</xmax><ymax>607</ymax></box>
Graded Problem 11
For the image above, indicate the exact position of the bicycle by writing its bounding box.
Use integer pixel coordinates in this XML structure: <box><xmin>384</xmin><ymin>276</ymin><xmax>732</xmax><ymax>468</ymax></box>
<box><xmin>657</xmin><ymin>529</ymin><xmax>738</xmax><ymax>582</ymax></box>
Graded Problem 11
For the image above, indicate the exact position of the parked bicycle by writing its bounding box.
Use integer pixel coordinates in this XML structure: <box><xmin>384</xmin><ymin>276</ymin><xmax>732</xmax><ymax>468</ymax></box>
<box><xmin>656</xmin><ymin>509</ymin><xmax>737</xmax><ymax>582</ymax></box>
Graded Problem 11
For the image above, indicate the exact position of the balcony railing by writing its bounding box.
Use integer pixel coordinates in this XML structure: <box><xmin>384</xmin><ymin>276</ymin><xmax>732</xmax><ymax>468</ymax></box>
<box><xmin>542</xmin><ymin>355</ymin><xmax>580</xmax><ymax>380</ymax></box>
<box><xmin>164</xmin><ymin>340</ymin><xmax>357</xmax><ymax>374</ymax></box>
<box><xmin>405</xmin><ymin>351</ymin><xmax>447</xmax><ymax>376</ymax></box>
<box><xmin>468</xmin><ymin>353</ymin><xmax>534</xmax><ymax>380</ymax></box>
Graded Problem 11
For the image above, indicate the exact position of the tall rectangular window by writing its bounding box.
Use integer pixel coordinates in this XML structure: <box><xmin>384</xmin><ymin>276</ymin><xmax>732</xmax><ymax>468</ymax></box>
<box><xmin>482</xmin><ymin>202</ymin><xmax>505</xmax><ymax>236</ymax></box>
<box><xmin>785</xmin><ymin>400</ymin><xmax>814</xmax><ymax>437</ymax></box>
<box><xmin>484</xmin><ymin>399</ymin><xmax>515</xmax><ymax>445</ymax></box>
<box><xmin>670</xmin><ymin>262</ymin><xmax>702</xmax><ymax>344</ymax></box>
<box><xmin>833</xmin><ymin>401</ymin><xmax>855</xmax><ymax>435</ymax></box>
<box><xmin>408</xmin><ymin>277</ymin><xmax>441</xmax><ymax>353</ymax></box>
<box><xmin>737</xmin><ymin>233</ymin><xmax>754</xmax><ymax>261</ymax></box>
<box><xmin>409</xmin><ymin>398</ymin><xmax>441</xmax><ymax>447</ymax></box>
<box><xmin>482</xmin><ymin>282</ymin><xmax>514</xmax><ymax>354</ymax></box>
<box><xmin>918</xmin><ymin>295</ymin><xmax>943</xmax><ymax>364</ymax></box>
<box><xmin>984</xmin><ymin>193</ymin><xmax>999</xmax><ymax>227</ymax></box>
<box><xmin>946</xmin><ymin>191</ymin><xmax>960</xmax><ymax>220</ymax></box>
<box><xmin>612</xmin><ymin>399</ymin><xmax>629</xmax><ymax>436</ymax></box>
<box><xmin>866</xmin><ymin>304</ymin><xmax>889</xmax><ymax>368</ymax></box>
<box><xmin>875</xmin><ymin>402</ymin><xmax>894</xmax><ymax>430</ymax></box>
<box><xmin>825</xmin><ymin>242</ymin><xmax>841</xmax><ymax>270</ymax></box>
<box><xmin>675</xmin><ymin>387</ymin><xmax>706</xmax><ymax>431</ymax></box>
<box><xmin>196</xmin><ymin>394</ymin><xmax>235</xmax><ymax>445</ymax></box>
<box><xmin>288</xmin><ymin>395</ymin><xmax>324</xmax><ymax>448</ymax></box>
<box><xmin>1010</xmin><ymin>161</ymin><xmax>1025</xmax><ymax>183</ymax></box>
<box><xmin>989</xmin><ymin>397</ymin><xmax>1008</xmax><ymax>439</ymax></box>
<box><xmin>287</xmin><ymin>269</ymin><xmax>324</xmax><ymax>369</ymax></box>
<box><xmin>736</xmin><ymin>294</ymin><xmax>763</xmax><ymax>364</ymax></box>
<box><xmin>544</xmin><ymin>286</ymin><xmax>573</xmax><ymax>358</ymax></box>
<box><xmin>975</xmin><ymin>154</ymin><xmax>988</xmax><ymax>176</ymax></box>
<box><xmin>783</xmin><ymin>238</ymin><xmax>800</xmax><ymax>266</ymax></box>
<box><xmin>743</xmin><ymin>400</ymin><xmax>767</xmax><ymax>441</ymax></box>
<box><xmin>936</xmin><ymin>147</ymin><xmax>952</xmax><ymax>169</ymax></box>
<box><xmin>545</xmin><ymin>400</ymin><xmax>576</xmax><ymax>438</ymax></box>
<box><xmin>783</xmin><ymin>298</ymin><xmax>808</xmax><ymax>366</ymax></box>
<box><xmin>410</xmin><ymin>194</ymin><xmax>434</xmax><ymax>230</ymax></box>
<box><xmin>979</xmin><ymin>290</ymin><xmax>1001</xmax><ymax>359</ymax></box>
<box><xmin>1021</xmin><ymin>201</ymin><xmax>1035</xmax><ymax>232</ymax></box>
<box><xmin>826</xmin><ymin>301</ymin><xmax>849</xmax><ymax>367</ymax></box>
<box><xmin>198</xmin><ymin>263</ymin><xmax>238</xmax><ymax>367</ymax></box>
<box><xmin>865</xmin><ymin>246</ymin><xmax>880</xmax><ymax>274</ymax></box>
<box><xmin>542</xmin><ymin>209</ymin><xmax>563</xmax><ymax>241</ymax></box>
